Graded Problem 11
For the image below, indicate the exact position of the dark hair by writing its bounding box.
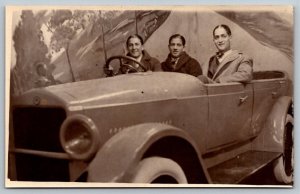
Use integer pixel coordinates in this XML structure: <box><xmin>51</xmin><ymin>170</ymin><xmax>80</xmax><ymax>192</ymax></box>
<box><xmin>169</xmin><ymin>34</ymin><xmax>186</xmax><ymax>46</ymax></box>
<box><xmin>213</xmin><ymin>24</ymin><xmax>232</xmax><ymax>36</ymax></box>
<box><xmin>126</xmin><ymin>34</ymin><xmax>144</xmax><ymax>46</ymax></box>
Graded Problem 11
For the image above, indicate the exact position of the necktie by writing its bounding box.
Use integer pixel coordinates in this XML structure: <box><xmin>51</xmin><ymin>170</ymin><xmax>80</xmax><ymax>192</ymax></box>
<box><xmin>170</xmin><ymin>58</ymin><xmax>178</xmax><ymax>70</ymax></box>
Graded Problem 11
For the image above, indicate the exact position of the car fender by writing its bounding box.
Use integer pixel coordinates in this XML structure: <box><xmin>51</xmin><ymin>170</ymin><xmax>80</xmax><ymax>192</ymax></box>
<box><xmin>252</xmin><ymin>96</ymin><xmax>292</xmax><ymax>152</ymax></box>
<box><xmin>87</xmin><ymin>123</ymin><xmax>211</xmax><ymax>183</ymax></box>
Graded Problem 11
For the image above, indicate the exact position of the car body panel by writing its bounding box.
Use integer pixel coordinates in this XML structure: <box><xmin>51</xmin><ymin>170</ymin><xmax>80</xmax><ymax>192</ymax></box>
<box><xmin>12</xmin><ymin>89</ymin><xmax>73</xmax><ymax>109</ymax></box>
<box><xmin>206</xmin><ymin>83</ymin><xmax>253</xmax><ymax>150</ymax></box>
<box><xmin>49</xmin><ymin>72</ymin><xmax>205</xmax><ymax>107</ymax></box>
<box><xmin>9</xmin><ymin>71</ymin><xmax>292</xmax><ymax>183</ymax></box>
<box><xmin>83</xmin><ymin>96</ymin><xmax>209</xmax><ymax>153</ymax></box>
<box><xmin>251</xmin><ymin>79</ymin><xmax>286</xmax><ymax>136</ymax></box>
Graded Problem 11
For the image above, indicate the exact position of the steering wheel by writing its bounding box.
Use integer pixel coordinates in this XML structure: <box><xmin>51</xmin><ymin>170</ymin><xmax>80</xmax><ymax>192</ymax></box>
<box><xmin>104</xmin><ymin>55</ymin><xmax>147</xmax><ymax>76</ymax></box>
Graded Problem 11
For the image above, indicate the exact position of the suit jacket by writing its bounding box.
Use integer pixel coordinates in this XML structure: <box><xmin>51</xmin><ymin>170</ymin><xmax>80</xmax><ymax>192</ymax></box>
<box><xmin>206</xmin><ymin>50</ymin><xmax>253</xmax><ymax>83</ymax></box>
<box><xmin>161</xmin><ymin>52</ymin><xmax>202</xmax><ymax>77</ymax></box>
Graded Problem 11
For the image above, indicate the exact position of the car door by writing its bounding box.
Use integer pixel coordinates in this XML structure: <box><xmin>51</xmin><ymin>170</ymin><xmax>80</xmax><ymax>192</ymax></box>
<box><xmin>205</xmin><ymin>82</ymin><xmax>253</xmax><ymax>151</ymax></box>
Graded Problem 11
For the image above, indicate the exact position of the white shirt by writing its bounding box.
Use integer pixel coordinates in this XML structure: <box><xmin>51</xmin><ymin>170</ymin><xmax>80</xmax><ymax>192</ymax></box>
<box><xmin>136</xmin><ymin>54</ymin><xmax>143</xmax><ymax>62</ymax></box>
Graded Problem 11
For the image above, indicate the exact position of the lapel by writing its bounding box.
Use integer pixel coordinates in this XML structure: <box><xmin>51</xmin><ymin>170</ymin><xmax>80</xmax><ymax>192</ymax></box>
<box><xmin>212</xmin><ymin>50</ymin><xmax>240</xmax><ymax>80</ymax></box>
<box><xmin>164</xmin><ymin>52</ymin><xmax>190</xmax><ymax>71</ymax></box>
<box><xmin>126</xmin><ymin>51</ymin><xmax>150</xmax><ymax>70</ymax></box>
<box><xmin>164</xmin><ymin>52</ymin><xmax>187</xmax><ymax>70</ymax></box>
<box><xmin>141</xmin><ymin>51</ymin><xmax>151</xmax><ymax>68</ymax></box>
<box><xmin>174</xmin><ymin>52</ymin><xmax>189</xmax><ymax>70</ymax></box>
<box><xmin>163</xmin><ymin>55</ymin><xmax>174</xmax><ymax>71</ymax></box>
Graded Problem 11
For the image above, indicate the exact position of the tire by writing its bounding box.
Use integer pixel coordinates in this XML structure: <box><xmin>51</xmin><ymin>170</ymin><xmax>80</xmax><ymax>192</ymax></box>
<box><xmin>273</xmin><ymin>114</ymin><xmax>294</xmax><ymax>184</ymax></box>
<box><xmin>131</xmin><ymin>157</ymin><xmax>188</xmax><ymax>183</ymax></box>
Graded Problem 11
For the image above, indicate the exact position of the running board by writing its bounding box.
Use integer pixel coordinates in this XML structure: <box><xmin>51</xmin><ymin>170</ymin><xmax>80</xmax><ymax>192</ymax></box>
<box><xmin>208</xmin><ymin>151</ymin><xmax>281</xmax><ymax>184</ymax></box>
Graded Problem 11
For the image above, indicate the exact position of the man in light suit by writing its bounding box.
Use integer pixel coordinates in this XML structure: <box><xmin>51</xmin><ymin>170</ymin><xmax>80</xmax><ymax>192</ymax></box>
<box><xmin>200</xmin><ymin>24</ymin><xmax>253</xmax><ymax>83</ymax></box>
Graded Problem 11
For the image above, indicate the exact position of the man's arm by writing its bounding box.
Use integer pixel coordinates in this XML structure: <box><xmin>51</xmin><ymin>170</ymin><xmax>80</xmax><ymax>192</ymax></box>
<box><xmin>217</xmin><ymin>55</ymin><xmax>253</xmax><ymax>83</ymax></box>
<box><xmin>188</xmin><ymin>58</ymin><xmax>202</xmax><ymax>77</ymax></box>
<box><xmin>151</xmin><ymin>57</ymin><xmax>161</xmax><ymax>71</ymax></box>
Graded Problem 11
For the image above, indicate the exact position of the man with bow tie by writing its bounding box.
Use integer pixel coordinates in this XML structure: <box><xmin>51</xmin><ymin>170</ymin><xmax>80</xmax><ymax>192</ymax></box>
<box><xmin>201</xmin><ymin>24</ymin><xmax>253</xmax><ymax>83</ymax></box>
<box><xmin>161</xmin><ymin>34</ymin><xmax>202</xmax><ymax>77</ymax></box>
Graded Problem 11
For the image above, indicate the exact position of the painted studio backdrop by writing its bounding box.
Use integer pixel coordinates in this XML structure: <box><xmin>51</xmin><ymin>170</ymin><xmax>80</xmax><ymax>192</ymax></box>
<box><xmin>10</xmin><ymin>7</ymin><xmax>293</xmax><ymax>95</ymax></box>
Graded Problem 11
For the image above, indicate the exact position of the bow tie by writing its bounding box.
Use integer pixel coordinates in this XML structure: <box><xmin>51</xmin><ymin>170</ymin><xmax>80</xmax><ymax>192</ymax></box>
<box><xmin>216</xmin><ymin>52</ymin><xmax>224</xmax><ymax>58</ymax></box>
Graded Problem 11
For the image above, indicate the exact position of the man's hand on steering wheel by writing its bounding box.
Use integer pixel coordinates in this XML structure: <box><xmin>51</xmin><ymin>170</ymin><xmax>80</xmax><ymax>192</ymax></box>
<box><xmin>104</xmin><ymin>55</ymin><xmax>147</xmax><ymax>76</ymax></box>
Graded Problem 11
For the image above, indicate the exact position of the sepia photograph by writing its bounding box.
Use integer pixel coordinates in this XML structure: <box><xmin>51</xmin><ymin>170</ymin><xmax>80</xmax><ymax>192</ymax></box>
<box><xmin>5</xmin><ymin>5</ymin><xmax>294</xmax><ymax>187</ymax></box>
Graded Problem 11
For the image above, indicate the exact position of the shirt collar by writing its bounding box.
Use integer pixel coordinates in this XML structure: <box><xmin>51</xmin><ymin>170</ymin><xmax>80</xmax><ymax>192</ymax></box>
<box><xmin>217</xmin><ymin>49</ymin><xmax>232</xmax><ymax>62</ymax></box>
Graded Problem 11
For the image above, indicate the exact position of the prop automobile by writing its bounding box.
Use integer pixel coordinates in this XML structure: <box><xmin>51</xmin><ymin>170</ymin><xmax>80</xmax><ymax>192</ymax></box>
<box><xmin>8</xmin><ymin>56</ymin><xmax>293</xmax><ymax>184</ymax></box>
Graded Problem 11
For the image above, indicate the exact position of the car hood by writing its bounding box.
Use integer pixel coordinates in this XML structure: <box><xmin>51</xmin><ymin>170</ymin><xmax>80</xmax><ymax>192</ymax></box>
<box><xmin>14</xmin><ymin>72</ymin><xmax>206</xmax><ymax>108</ymax></box>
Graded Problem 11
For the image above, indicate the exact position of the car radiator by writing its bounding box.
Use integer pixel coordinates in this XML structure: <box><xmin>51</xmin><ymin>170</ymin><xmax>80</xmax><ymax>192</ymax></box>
<box><xmin>11</xmin><ymin>107</ymin><xmax>70</xmax><ymax>181</ymax></box>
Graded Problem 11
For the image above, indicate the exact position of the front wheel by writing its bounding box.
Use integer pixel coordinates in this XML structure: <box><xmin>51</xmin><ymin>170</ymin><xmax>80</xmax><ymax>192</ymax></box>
<box><xmin>130</xmin><ymin>157</ymin><xmax>188</xmax><ymax>183</ymax></box>
<box><xmin>273</xmin><ymin>114</ymin><xmax>294</xmax><ymax>184</ymax></box>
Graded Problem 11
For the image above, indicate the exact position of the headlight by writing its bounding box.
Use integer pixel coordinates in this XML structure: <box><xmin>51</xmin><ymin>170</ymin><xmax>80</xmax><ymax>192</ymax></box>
<box><xmin>60</xmin><ymin>114</ymin><xmax>100</xmax><ymax>160</ymax></box>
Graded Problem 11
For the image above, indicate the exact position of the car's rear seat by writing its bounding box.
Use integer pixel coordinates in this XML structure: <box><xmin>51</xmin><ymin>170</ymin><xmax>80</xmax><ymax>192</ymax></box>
<box><xmin>253</xmin><ymin>71</ymin><xmax>285</xmax><ymax>80</ymax></box>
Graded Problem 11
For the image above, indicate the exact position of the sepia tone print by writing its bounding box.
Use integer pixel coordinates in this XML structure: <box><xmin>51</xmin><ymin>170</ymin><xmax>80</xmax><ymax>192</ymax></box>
<box><xmin>5</xmin><ymin>5</ymin><xmax>293</xmax><ymax>187</ymax></box>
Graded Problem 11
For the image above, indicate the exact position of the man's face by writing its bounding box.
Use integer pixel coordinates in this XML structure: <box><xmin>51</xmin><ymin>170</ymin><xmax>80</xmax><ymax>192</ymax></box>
<box><xmin>168</xmin><ymin>37</ymin><xmax>185</xmax><ymax>58</ymax></box>
<box><xmin>127</xmin><ymin>37</ymin><xmax>143</xmax><ymax>58</ymax></box>
<box><xmin>213</xmin><ymin>27</ymin><xmax>231</xmax><ymax>52</ymax></box>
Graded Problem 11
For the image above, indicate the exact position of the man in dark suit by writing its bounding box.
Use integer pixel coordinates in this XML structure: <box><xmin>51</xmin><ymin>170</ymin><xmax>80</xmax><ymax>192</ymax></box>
<box><xmin>161</xmin><ymin>34</ymin><xmax>202</xmax><ymax>77</ymax></box>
